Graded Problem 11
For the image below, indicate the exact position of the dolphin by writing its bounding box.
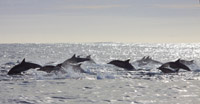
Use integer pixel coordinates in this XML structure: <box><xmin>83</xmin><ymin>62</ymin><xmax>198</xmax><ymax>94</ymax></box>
<box><xmin>37</xmin><ymin>64</ymin><xmax>62</xmax><ymax>73</ymax></box>
<box><xmin>62</xmin><ymin>54</ymin><xmax>95</xmax><ymax>67</ymax></box>
<box><xmin>7</xmin><ymin>58</ymin><xmax>42</xmax><ymax>75</ymax></box>
<box><xmin>136</xmin><ymin>56</ymin><xmax>162</xmax><ymax>66</ymax></box>
<box><xmin>157</xmin><ymin>59</ymin><xmax>191</xmax><ymax>73</ymax></box>
<box><xmin>108</xmin><ymin>59</ymin><xmax>135</xmax><ymax>71</ymax></box>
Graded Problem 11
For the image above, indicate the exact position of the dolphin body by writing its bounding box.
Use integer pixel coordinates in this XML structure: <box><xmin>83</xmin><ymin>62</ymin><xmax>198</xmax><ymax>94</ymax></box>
<box><xmin>63</xmin><ymin>54</ymin><xmax>93</xmax><ymax>63</ymax></box>
<box><xmin>62</xmin><ymin>54</ymin><xmax>95</xmax><ymax>67</ymax></box>
<box><xmin>157</xmin><ymin>59</ymin><xmax>191</xmax><ymax>73</ymax></box>
<box><xmin>136</xmin><ymin>56</ymin><xmax>162</xmax><ymax>66</ymax></box>
<box><xmin>108</xmin><ymin>59</ymin><xmax>135</xmax><ymax>71</ymax></box>
<box><xmin>37</xmin><ymin>64</ymin><xmax>62</xmax><ymax>73</ymax></box>
<box><xmin>37</xmin><ymin>63</ymin><xmax>86</xmax><ymax>74</ymax></box>
<box><xmin>7</xmin><ymin>58</ymin><xmax>42</xmax><ymax>75</ymax></box>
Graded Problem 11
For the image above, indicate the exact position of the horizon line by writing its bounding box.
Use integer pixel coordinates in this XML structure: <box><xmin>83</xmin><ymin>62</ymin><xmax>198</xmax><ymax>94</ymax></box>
<box><xmin>0</xmin><ymin>42</ymin><xmax>200</xmax><ymax>44</ymax></box>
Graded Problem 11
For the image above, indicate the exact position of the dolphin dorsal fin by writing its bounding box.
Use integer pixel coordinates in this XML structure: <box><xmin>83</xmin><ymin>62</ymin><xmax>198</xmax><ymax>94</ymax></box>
<box><xmin>72</xmin><ymin>54</ymin><xmax>76</xmax><ymax>59</ymax></box>
<box><xmin>125</xmin><ymin>59</ymin><xmax>130</xmax><ymax>63</ymax></box>
<box><xmin>175</xmin><ymin>58</ymin><xmax>181</xmax><ymax>63</ymax></box>
<box><xmin>21</xmin><ymin>58</ymin><xmax>25</xmax><ymax>63</ymax></box>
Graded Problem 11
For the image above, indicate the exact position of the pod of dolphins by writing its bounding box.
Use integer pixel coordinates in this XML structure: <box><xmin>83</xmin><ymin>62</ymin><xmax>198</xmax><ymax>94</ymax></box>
<box><xmin>7</xmin><ymin>54</ymin><xmax>193</xmax><ymax>75</ymax></box>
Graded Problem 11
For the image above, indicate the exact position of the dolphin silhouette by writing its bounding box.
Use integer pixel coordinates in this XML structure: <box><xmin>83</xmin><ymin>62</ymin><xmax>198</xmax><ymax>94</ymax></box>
<box><xmin>37</xmin><ymin>64</ymin><xmax>62</xmax><ymax>73</ymax></box>
<box><xmin>157</xmin><ymin>59</ymin><xmax>191</xmax><ymax>73</ymax></box>
<box><xmin>7</xmin><ymin>58</ymin><xmax>42</xmax><ymax>75</ymax></box>
<box><xmin>62</xmin><ymin>54</ymin><xmax>95</xmax><ymax>67</ymax></box>
<box><xmin>136</xmin><ymin>56</ymin><xmax>162</xmax><ymax>66</ymax></box>
<box><xmin>108</xmin><ymin>59</ymin><xmax>135</xmax><ymax>71</ymax></box>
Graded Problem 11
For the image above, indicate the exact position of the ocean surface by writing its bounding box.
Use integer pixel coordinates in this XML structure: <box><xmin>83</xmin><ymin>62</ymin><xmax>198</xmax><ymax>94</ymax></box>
<box><xmin>1</xmin><ymin>43</ymin><xmax>200</xmax><ymax>104</ymax></box>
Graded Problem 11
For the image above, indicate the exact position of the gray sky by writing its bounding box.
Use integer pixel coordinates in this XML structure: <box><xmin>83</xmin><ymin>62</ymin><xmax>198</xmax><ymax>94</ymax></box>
<box><xmin>0</xmin><ymin>0</ymin><xmax>200</xmax><ymax>43</ymax></box>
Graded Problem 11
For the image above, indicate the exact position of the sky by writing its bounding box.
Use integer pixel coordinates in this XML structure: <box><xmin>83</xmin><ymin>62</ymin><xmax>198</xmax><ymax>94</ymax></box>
<box><xmin>0</xmin><ymin>0</ymin><xmax>200</xmax><ymax>43</ymax></box>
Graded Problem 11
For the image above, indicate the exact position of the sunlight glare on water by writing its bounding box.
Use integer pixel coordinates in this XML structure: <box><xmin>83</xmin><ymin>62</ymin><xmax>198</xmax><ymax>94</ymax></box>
<box><xmin>1</xmin><ymin>43</ymin><xmax>200</xmax><ymax>104</ymax></box>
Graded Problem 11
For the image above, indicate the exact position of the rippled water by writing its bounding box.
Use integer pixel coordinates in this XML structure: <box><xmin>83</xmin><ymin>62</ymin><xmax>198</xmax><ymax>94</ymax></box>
<box><xmin>1</xmin><ymin>43</ymin><xmax>200</xmax><ymax>104</ymax></box>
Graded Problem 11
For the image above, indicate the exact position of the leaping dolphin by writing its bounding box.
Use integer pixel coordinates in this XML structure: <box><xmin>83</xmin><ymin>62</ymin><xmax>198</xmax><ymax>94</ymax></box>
<box><xmin>157</xmin><ymin>59</ymin><xmax>191</xmax><ymax>73</ymax></box>
<box><xmin>108</xmin><ymin>59</ymin><xmax>135</xmax><ymax>71</ymax></box>
<box><xmin>37</xmin><ymin>64</ymin><xmax>62</xmax><ymax>73</ymax></box>
<box><xmin>7</xmin><ymin>58</ymin><xmax>42</xmax><ymax>75</ymax></box>
<box><xmin>135</xmin><ymin>56</ymin><xmax>162</xmax><ymax>66</ymax></box>
<box><xmin>38</xmin><ymin>63</ymin><xmax>86</xmax><ymax>74</ymax></box>
<box><xmin>62</xmin><ymin>54</ymin><xmax>95</xmax><ymax>67</ymax></box>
